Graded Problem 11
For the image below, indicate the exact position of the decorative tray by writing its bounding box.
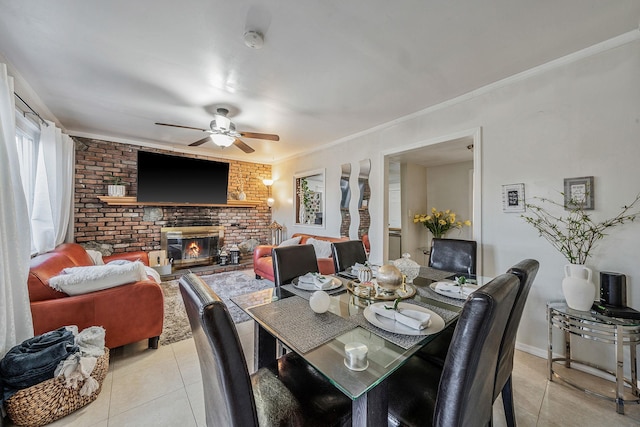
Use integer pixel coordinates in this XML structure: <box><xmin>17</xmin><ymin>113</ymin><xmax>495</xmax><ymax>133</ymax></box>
<box><xmin>345</xmin><ymin>280</ymin><xmax>416</xmax><ymax>301</ymax></box>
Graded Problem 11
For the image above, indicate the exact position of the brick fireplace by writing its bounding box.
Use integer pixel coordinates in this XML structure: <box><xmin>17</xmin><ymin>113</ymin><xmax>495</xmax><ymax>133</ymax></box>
<box><xmin>161</xmin><ymin>226</ymin><xmax>224</xmax><ymax>269</ymax></box>
<box><xmin>73</xmin><ymin>137</ymin><xmax>272</xmax><ymax>256</ymax></box>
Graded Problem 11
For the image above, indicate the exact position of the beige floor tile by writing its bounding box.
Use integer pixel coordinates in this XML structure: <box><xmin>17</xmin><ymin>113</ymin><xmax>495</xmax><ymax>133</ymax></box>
<box><xmin>110</xmin><ymin>340</ymin><xmax>176</xmax><ymax>375</ymax></box>
<box><xmin>172</xmin><ymin>338</ymin><xmax>202</xmax><ymax>386</ymax></box>
<box><xmin>106</xmin><ymin>388</ymin><xmax>197</xmax><ymax>427</ymax></box>
<box><xmin>185</xmin><ymin>381</ymin><xmax>206</xmax><ymax>427</ymax></box>
<box><xmin>108</xmin><ymin>347</ymin><xmax>183</xmax><ymax>417</ymax></box>
<box><xmin>539</xmin><ymin>377</ymin><xmax>640</xmax><ymax>426</ymax></box>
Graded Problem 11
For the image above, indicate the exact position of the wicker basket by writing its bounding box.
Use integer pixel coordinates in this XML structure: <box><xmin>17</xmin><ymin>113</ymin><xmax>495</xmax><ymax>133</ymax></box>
<box><xmin>5</xmin><ymin>349</ymin><xmax>110</xmax><ymax>427</ymax></box>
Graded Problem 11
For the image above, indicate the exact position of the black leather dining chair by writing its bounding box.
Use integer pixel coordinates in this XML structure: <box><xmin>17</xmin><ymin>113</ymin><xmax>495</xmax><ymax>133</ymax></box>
<box><xmin>178</xmin><ymin>273</ymin><xmax>352</xmax><ymax>427</ymax></box>
<box><xmin>494</xmin><ymin>259</ymin><xmax>539</xmax><ymax>427</ymax></box>
<box><xmin>387</xmin><ymin>273</ymin><xmax>519</xmax><ymax>427</ymax></box>
<box><xmin>428</xmin><ymin>238</ymin><xmax>477</xmax><ymax>275</ymax></box>
<box><xmin>331</xmin><ymin>240</ymin><xmax>367</xmax><ymax>273</ymax></box>
<box><xmin>272</xmin><ymin>244</ymin><xmax>319</xmax><ymax>288</ymax></box>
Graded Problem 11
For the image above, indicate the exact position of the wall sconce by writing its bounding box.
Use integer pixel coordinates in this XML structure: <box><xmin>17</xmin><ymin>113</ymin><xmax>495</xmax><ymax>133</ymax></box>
<box><xmin>263</xmin><ymin>178</ymin><xmax>275</xmax><ymax>207</ymax></box>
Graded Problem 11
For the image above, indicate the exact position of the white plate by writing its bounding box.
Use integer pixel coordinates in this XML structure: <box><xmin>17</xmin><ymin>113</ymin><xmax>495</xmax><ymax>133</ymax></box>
<box><xmin>293</xmin><ymin>276</ymin><xmax>342</xmax><ymax>291</ymax></box>
<box><xmin>363</xmin><ymin>302</ymin><xmax>445</xmax><ymax>336</ymax></box>
<box><xmin>430</xmin><ymin>282</ymin><xmax>480</xmax><ymax>300</ymax></box>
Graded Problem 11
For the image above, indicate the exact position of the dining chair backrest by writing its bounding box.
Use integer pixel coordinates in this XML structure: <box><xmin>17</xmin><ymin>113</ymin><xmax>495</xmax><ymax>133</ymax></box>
<box><xmin>495</xmin><ymin>259</ymin><xmax>539</xmax><ymax>398</ymax></box>
<box><xmin>178</xmin><ymin>273</ymin><xmax>259</xmax><ymax>427</ymax></box>
<box><xmin>331</xmin><ymin>240</ymin><xmax>367</xmax><ymax>273</ymax></box>
<box><xmin>433</xmin><ymin>273</ymin><xmax>519</xmax><ymax>427</ymax></box>
<box><xmin>492</xmin><ymin>259</ymin><xmax>539</xmax><ymax>427</ymax></box>
<box><xmin>428</xmin><ymin>238</ymin><xmax>477</xmax><ymax>275</ymax></box>
<box><xmin>272</xmin><ymin>244</ymin><xmax>319</xmax><ymax>288</ymax></box>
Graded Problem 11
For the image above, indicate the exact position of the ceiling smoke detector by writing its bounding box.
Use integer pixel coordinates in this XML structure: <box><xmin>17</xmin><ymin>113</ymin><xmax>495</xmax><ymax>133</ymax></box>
<box><xmin>243</xmin><ymin>30</ymin><xmax>264</xmax><ymax>49</ymax></box>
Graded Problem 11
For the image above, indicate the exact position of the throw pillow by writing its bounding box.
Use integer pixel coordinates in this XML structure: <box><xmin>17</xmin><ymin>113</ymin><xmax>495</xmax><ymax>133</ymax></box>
<box><xmin>86</xmin><ymin>250</ymin><xmax>105</xmax><ymax>265</ymax></box>
<box><xmin>48</xmin><ymin>261</ymin><xmax>148</xmax><ymax>296</ymax></box>
<box><xmin>307</xmin><ymin>238</ymin><xmax>333</xmax><ymax>258</ymax></box>
<box><xmin>278</xmin><ymin>236</ymin><xmax>302</xmax><ymax>247</ymax></box>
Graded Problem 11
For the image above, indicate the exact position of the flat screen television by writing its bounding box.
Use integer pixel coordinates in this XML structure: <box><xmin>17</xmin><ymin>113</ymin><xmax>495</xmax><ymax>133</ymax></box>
<box><xmin>137</xmin><ymin>151</ymin><xmax>229</xmax><ymax>204</ymax></box>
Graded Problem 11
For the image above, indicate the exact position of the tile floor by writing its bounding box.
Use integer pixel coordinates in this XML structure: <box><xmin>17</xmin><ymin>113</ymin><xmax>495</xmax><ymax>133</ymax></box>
<box><xmin>7</xmin><ymin>326</ymin><xmax>640</xmax><ymax>426</ymax></box>
<box><xmin>9</xmin><ymin>321</ymin><xmax>640</xmax><ymax>427</ymax></box>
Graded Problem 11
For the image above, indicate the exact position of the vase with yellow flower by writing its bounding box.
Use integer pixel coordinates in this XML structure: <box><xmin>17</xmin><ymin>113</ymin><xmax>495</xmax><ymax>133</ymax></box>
<box><xmin>414</xmin><ymin>208</ymin><xmax>471</xmax><ymax>246</ymax></box>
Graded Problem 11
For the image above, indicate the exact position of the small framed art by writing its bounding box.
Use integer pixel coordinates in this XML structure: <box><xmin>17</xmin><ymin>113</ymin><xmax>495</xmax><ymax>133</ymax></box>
<box><xmin>564</xmin><ymin>176</ymin><xmax>594</xmax><ymax>210</ymax></box>
<box><xmin>502</xmin><ymin>183</ymin><xmax>525</xmax><ymax>213</ymax></box>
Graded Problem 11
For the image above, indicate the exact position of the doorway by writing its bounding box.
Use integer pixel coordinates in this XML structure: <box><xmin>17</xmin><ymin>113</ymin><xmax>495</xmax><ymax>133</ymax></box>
<box><xmin>382</xmin><ymin>128</ymin><xmax>482</xmax><ymax>273</ymax></box>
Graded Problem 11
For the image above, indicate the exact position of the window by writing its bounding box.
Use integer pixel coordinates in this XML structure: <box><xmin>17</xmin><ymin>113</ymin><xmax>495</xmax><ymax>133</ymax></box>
<box><xmin>14</xmin><ymin>111</ymin><xmax>40</xmax><ymax>217</ymax></box>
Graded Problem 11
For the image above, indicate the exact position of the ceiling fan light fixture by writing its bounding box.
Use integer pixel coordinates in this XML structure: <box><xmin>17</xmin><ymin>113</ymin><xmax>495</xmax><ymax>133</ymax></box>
<box><xmin>211</xmin><ymin>134</ymin><xmax>235</xmax><ymax>147</ymax></box>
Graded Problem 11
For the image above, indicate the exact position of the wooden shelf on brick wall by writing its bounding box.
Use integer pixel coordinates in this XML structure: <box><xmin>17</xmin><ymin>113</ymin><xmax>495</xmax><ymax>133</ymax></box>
<box><xmin>97</xmin><ymin>196</ymin><xmax>261</xmax><ymax>208</ymax></box>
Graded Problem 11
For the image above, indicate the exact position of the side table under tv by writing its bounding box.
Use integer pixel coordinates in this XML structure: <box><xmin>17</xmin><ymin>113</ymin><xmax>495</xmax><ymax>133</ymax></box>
<box><xmin>547</xmin><ymin>301</ymin><xmax>640</xmax><ymax>414</ymax></box>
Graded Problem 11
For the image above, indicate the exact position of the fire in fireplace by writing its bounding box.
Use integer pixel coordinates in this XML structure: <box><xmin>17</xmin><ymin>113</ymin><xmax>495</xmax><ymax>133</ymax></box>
<box><xmin>160</xmin><ymin>226</ymin><xmax>224</xmax><ymax>269</ymax></box>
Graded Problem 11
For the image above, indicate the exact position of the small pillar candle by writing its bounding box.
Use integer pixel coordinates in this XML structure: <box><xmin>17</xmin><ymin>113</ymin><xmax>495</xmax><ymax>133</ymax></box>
<box><xmin>344</xmin><ymin>342</ymin><xmax>368</xmax><ymax>371</ymax></box>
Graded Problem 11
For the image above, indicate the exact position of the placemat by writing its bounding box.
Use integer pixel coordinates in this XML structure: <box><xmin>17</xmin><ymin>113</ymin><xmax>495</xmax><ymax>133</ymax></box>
<box><xmin>419</xmin><ymin>266</ymin><xmax>455</xmax><ymax>281</ymax></box>
<box><xmin>281</xmin><ymin>283</ymin><xmax>346</xmax><ymax>300</ymax></box>
<box><xmin>249</xmin><ymin>296</ymin><xmax>357</xmax><ymax>354</ymax></box>
<box><xmin>415</xmin><ymin>285</ymin><xmax>466</xmax><ymax>307</ymax></box>
<box><xmin>351</xmin><ymin>300</ymin><xmax>459</xmax><ymax>350</ymax></box>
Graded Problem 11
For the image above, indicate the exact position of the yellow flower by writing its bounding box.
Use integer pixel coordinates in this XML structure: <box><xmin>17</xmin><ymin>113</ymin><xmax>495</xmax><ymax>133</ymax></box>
<box><xmin>431</xmin><ymin>207</ymin><xmax>437</xmax><ymax>213</ymax></box>
<box><xmin>438</xmin><ymin>219</ymin><xmax>447</xmax><ymax>225</ymax></box>
<box><xmin>425</xmin><ymin>215</ymin><xmax>431</xmax><ymax>221</ymax></box>
<box><xmin>464</xmin><ymin>220</ymin><xmax>472</xmax><ymax>226</ymax></box>
<box><xmin>445</xmin><ymin>209</ymin><xmax>451</xmax><ymax>214</ymax></box>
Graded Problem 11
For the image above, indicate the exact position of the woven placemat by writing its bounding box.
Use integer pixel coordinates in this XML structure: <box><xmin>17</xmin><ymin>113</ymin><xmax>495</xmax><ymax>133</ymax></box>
<box><xmin>249</xmin><ymin>296</ymin><xmax>357</xmax><ymax>354</ymax></box>
<box><xmin>351</xmin><ymin>300</ymin><xmax>459</xmax><ymax>350</ymax></box>
<box><xmin>281</xmin><ymin>283</ymin><xmax>346</xmax><ymax>300</ymax></box>
<box><xmin>415</xmin><ymin>285</ymin><xmax>466</xmax><ymax>307</ymax></box>
<box><xmin>419</xmin><ymin>266</ymin><xmax>455</xmax><ymax>281</ymax></box>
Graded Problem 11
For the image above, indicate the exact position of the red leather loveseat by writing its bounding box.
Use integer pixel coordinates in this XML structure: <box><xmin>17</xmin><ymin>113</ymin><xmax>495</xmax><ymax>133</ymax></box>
<box><xmin>27</xmin><ymin>243</ymin><xmax>164</xmax><ymax>349</ymax></box>
<box><xmin>253</xmin><ymin>233</ymin><xmax>348</xmax><ymax>282</ymax></box>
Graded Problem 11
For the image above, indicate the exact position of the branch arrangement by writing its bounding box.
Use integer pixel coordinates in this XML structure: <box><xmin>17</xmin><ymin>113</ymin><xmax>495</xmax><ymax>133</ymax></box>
<box><xmin>521</xmin><ymin>193</ymin><xmax>640</xmax><ymax>264</ymax></box>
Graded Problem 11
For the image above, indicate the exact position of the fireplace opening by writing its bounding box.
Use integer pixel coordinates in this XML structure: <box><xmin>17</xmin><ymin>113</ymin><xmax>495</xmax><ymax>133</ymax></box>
<box><xmin>161</xmin><ymin>226</ymin><xmax>224</xmax><ymax>269</ymax></box>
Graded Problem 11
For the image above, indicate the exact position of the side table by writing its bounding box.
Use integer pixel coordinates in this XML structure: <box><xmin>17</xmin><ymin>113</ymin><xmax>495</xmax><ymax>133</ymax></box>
<box><xmin>547</xmin><ymin>301</ymin><xmax>640</xmax><ymax>414</ymax></box>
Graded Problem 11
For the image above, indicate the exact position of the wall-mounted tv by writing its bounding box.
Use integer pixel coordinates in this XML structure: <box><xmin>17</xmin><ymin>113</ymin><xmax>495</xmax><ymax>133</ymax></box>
<box><xmin>137</xmin><ymin>151</ymin><xmax>229</xmax><ymax>204</ymax></box>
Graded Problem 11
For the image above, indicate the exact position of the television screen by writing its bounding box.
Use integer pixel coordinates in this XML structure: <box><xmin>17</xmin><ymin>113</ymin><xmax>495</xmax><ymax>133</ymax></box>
<box><xmin>137</xmin><ymin>151</ymin><xmax>229</xmax><ymax>204</ymax></box>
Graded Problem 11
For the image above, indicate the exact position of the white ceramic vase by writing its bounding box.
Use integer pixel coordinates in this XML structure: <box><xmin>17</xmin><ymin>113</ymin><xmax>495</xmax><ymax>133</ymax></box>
<box><xmin>562</xmin><ymin>264</ymin><xmax>596</xmax><ymax>311</ymax></box>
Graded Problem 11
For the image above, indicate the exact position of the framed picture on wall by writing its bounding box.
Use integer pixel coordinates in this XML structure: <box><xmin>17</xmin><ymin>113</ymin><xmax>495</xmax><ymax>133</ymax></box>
<box><xmin>502</xmin><ymin>183</ymin><xmax>525</xmax><ymax>213</ymax></box>
<box><xmin>564</xmin><ymin>176</ymin><xmax>594</xmax><ymax>210</ymax></box>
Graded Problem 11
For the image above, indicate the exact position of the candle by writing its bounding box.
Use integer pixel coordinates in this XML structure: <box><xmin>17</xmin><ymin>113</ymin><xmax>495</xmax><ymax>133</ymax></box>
<box><xmin>344</xmin><ymin>342</ymin><xmax>368</xmax><ymax>371</ymax></box>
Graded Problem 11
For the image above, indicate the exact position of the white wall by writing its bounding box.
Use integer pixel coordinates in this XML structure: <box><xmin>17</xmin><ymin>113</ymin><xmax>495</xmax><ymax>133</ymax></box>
<box><xmin>400</xmin><ymin>162</ymin><xmax>427</xmax><ymax>260</ymax></box>
<box><xmin>426</xmin><ymin>160</ymin><xmax>473</xmax><ymax>243</ymax></box>
<box><xmin>272</xmin><ymin>35</ymin><xmax>640</xmax><ymax>367</ymax></box>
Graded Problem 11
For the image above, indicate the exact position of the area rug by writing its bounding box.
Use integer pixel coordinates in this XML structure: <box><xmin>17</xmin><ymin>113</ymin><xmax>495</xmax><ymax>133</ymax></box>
<box><xmin>159</xmin><ymin>271</ymin><xmax>274</xmax><ymax>345</ymax></box>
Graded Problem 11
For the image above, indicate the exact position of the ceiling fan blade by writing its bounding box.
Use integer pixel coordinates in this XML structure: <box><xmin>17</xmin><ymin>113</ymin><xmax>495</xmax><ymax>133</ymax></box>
<box><xmin>233</xmin><ymin>138</ymin><xmax>255</xmax><ymax>153</ymax></box>
<box><xmin>155</xmin><ymin>122</ymin><xmax>208</xmax><ymax>132</ymax></box>
<box><xmin>239</xmin><ymin>131</ymin><xmax>279</xmax><ymax>141</ymax></box>
<box><xmin>189</xmin><ymin>136</ymin><xmax>211</xmax><ymax>147</ymax></box>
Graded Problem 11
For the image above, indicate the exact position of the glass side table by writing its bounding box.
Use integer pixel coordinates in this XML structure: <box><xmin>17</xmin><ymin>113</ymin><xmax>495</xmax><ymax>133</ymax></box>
<box><xmin>547</xmin><ymin>301</ymin><xmax>640</xmax><ymax>414</ymax></box>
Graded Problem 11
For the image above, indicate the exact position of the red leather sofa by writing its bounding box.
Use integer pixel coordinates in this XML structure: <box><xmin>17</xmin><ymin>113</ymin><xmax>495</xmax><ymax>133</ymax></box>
<box><xmin>27</xmin><ymin>243</ymin><xmax>164</xmax><ymax>349</ymax></box>
<box><xmin>253</xmin><ymin>233</ymin><xmax>348</xmax><ymax>281</ymax></box>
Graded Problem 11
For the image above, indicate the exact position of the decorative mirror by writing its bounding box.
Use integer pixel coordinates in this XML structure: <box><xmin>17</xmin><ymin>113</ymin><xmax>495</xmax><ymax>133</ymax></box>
<box><xmin>340</xmin><ymin>163</ymin><xmax>352</xmax><ymax>236</ymax></box>
<box><xmin>295</xmin><ymin>169</ymin><xmax>325</xmax><ymax>227</ymax></box>
<box><xmin>358</xmin><ymin>159</ymin><xmax>371</xmax><ymax>240</ymax></box>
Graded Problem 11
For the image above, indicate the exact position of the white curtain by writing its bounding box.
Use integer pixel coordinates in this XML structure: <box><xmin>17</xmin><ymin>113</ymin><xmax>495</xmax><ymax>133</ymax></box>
<box><xmin>30</xmin><ymin>120</ymin><xmax>74</xmax><ymax>254</ymax></box>
<box><xmin>0</xmin><ymin>63</ymin><xmax>34</xmax><ymax>356</ymax></box>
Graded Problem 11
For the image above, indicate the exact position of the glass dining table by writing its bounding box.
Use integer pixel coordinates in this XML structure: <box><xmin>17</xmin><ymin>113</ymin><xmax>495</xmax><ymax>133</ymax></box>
<box><xmin>231</xmin><ymin>268</ymin><xmax>491</xmax><ymax>427</ymax></box>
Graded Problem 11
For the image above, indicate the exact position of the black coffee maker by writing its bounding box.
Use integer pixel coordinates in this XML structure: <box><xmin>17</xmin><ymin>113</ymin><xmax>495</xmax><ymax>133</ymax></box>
<box><xmin>600</xmin><ymin>271</ymin><xmax>627</xmax><ymax>307</ymax></box>
<box><xmin>593</xmin><ymin>272</ymin><xmax>640</xmax><ymax>319</ymax></box>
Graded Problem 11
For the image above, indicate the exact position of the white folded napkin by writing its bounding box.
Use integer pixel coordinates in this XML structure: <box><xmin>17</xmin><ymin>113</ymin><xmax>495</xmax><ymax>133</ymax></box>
<box><xmin>298</xmin><ymin>272</ymin><xmax>333</xmax><ymax>289</ymax></box>
<box><xmin>435</xmin><ymin>282</ymin><xmax>474</xmax><ymax>297</ymax></box>
<box><xmin>369</xmin><ymin>304</ymin><xmax>431</xmax><ymax>330</ymax></box>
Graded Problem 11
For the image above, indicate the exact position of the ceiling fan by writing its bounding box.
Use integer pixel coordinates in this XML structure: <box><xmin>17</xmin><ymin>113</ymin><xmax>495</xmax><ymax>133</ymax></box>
<box><xmin>155</xmin><ymin>108</ymin><xmax>279</xmax><ymax>153</ymax></box>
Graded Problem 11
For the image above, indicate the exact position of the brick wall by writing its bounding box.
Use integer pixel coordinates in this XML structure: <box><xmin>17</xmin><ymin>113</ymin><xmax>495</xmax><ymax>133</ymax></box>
<box><xmin>73</xmin><ymin>137</ymin><xmax>272</xmax><ymax>254</ymax></box>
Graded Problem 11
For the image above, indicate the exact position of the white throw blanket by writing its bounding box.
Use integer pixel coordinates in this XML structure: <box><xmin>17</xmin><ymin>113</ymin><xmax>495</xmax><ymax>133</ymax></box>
<box><xmin>55</xmin><ymin>326</ymin><xmax>106</xmax><ymax>396</ymax></box>
<box><xmin>370</xmin><ymin>304</ymin><xmax>431</xmax><ymax>330</ymax></box>
<box><xmin>48</xmin><ymin>261</ymin><xmax>149</xmax><ymax>295</ymax></box>
<box><xmin>298</xmin><ymin>272</ymin><xmax>333</xmax><ymax>289</ymax></box>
